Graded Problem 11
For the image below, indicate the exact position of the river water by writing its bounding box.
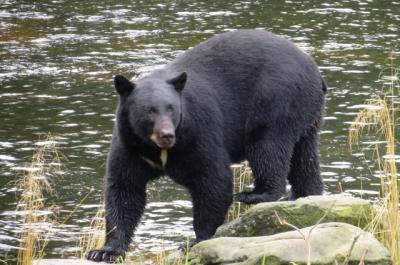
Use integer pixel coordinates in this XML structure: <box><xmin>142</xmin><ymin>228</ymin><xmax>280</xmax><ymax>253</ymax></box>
<box><xmin>0</xmin><ymin>0</ymin><xmax>399</xmax><ymax>261</ymax></box>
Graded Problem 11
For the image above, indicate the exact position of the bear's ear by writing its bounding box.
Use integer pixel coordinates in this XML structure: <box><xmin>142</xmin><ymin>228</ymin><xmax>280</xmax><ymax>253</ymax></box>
<box><xmin>114</xmin><ymin>75</ymin><xmax>134</xmax><ymax>96</ymax></box>
<box><xmin>167</xmin><ymin>72</ymin><xmax>187</xmax><ymax>92</ymax></box>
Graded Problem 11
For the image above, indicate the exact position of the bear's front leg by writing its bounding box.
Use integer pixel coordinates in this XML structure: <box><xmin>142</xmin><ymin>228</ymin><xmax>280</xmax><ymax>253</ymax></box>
<box><xmin>184</xmin><ymin>158</ymin><xmax>233</xmax><ymax>244</ymax></box>
<box><xmin>86</xmin><ymin>139</ymin><xmax>156</xmax><ymax>263</ymax></box>
<box><xmin>86</xmin><ymin>179</ymin><xmax>147</xmax><ymax>263</ymax></box>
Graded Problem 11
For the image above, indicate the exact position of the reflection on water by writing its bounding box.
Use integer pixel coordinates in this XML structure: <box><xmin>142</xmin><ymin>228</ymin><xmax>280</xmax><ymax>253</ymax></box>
<box><xmin>0</xmin><ymin>0</ymin><xmax>399</xmax><ymax>259</ymax></box>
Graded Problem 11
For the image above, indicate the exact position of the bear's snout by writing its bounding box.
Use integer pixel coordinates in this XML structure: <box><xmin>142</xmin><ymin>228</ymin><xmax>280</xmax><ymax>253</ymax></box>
<box><xmin>158</xmin><ymin>128</ymin><xmax>175</xmax><ymax>147</ymax></box>
<box><xmin>150</xmin><ymin>118</ymin><xmax>176</xmax><ymax>149</ymax></box>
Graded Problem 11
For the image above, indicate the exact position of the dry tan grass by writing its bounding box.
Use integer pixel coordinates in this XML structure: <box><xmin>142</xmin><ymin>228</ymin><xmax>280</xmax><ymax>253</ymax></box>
<box><xmin>16</xmin><ymin>134</ymin><xmax>61</xmax><ymax>265</ymax></box>
<box><xmin>349</xmin><ymin>52</ymin><xmax>399</xmax><ymax>264</ymax></box>
<box><xmin>227</xmin><ymin>162</ymin><xmax>253</xmax><ymax>221</ymax></box>
<box><xmin>78</xmin><ymin>203</ymin><xmax>106</xmax><ymax>259</ymax></box>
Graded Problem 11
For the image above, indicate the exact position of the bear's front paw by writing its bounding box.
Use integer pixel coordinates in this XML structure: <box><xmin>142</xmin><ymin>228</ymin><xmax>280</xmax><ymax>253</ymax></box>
<box><xmin>86</xmin><ymin>246</ymin><xmax>125</xmax><ymax>263</ymax></box>
<box><xmin>235</xmin><ymin>191</ymin><xmax>282</xmax><ymax>204</ymax></box>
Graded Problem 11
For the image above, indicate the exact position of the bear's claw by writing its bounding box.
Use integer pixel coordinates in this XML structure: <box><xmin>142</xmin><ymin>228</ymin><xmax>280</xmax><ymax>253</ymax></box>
<box><xmin>86</xmin><ymin>247</ymin><xmax>124</xmax><ymax>263</ymax></box>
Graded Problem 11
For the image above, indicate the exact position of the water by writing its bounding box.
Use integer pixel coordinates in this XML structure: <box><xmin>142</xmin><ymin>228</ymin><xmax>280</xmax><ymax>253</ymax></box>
<box><xmin>0</xmin><ymin>0</ymin><xmax>399</xmax><ymax>260</ymax></box>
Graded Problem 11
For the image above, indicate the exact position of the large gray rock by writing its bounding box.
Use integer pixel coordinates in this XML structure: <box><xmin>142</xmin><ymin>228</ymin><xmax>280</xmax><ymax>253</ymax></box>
<box><xmin>216</xmin><ymin>195</ymin><xmax>375</xmax><ymax>237</ymax></box>
<box><xmin>33</xmin><ymin>259</ymin><xmax>109</xmax><ymax>265</ymax></box>
<box><xmin>189</xmin><ymin>222</ymin><xmax>391</xmax><ymax>265</ymax></box>
<box><xmin>33</xmin><ymin>259</ymin><xmax>140</xmax><ymax>265</ymax></box>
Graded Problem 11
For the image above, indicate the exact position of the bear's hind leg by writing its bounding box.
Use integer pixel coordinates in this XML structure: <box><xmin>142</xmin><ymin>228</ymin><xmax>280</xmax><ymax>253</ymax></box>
<box><xmin>236</xmin><ymin>132</ymin><xmax>295</xmax><ymax>204</ymax></box>
<box><xmin>288</xmin><ymin>124</ymin><xmax>323</xmax><ymax>199</ymax></box>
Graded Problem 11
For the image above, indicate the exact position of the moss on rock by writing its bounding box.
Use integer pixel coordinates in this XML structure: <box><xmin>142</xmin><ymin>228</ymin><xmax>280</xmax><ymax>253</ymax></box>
<box><xmin>215</xmin><ymin>195</ymin><xmax>375</xmax><ymax>237</ymax></box>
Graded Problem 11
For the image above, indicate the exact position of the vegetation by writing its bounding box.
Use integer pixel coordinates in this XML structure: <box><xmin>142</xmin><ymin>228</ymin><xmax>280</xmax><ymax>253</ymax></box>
<box><xmin>78</xmin><ymin>203</ymin><xmax>105</xmax><ymax>259</ymax></box>
<box><xmin>15</xmin><ymin>135</ymin><xmax>92</xmax><ymax>265</ymax></box>
<box><xmin>228</xmin><ymin>162</ymin><xmax>253</xmax><ymax>221</ymax></box>
<box><xmin>349</xmin><ymin>52</ymin><xmax>399</xmax><ymax>265</ymax></box>
<box><xmin>16</xmin><ymin>135</ymin><xmax>60</xmax><ymax>265</ymax></box>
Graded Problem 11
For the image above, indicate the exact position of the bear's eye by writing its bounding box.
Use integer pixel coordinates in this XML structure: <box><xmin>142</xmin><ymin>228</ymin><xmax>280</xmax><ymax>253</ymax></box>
<box><xmin>167</xmin><ymin>104</ymin><xmax>174</xmax><ymax>112</ymax></box>
<box><xmin>148</xmin><ymin>107</ymin><xmax>157</xmax><ymax>115</ymax></box>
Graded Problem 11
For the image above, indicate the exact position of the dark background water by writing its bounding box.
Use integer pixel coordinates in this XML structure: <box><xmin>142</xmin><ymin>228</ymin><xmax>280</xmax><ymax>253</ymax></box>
<box><xmin>0</xmin><ymin>0</ymin><xmax>399</xmax><ymax>261</ymax></box>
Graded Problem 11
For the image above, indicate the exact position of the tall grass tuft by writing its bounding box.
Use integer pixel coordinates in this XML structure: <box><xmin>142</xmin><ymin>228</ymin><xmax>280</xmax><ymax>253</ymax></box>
<box><xmin>78</xmin><ymin>203</ymin><xmax>105</xmax><ymax>259</ymax></box>
<box><xmin>228</xmin><ymin>162</ymin><xmax>253</xmax><ymax>221</ymax></box>
<box><xmin>349</xmin><ymin>52</ymin><xmax>399</xmax><ymax>264</ymax></box>
<box><xmin>16</xmin><ymin>135</ymin><xmax>61</xmax><ymax>265</ymax></box>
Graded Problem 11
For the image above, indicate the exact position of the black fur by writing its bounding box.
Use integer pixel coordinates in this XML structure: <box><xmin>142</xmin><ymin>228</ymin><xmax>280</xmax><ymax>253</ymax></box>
<box><xmin>86</xmin><ymin>29</ymin><xmax>325</xmax><ymax>262</ymax></box>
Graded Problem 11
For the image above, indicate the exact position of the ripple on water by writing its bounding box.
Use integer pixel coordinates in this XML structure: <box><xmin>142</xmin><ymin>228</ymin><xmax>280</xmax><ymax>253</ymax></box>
<box><xmin>322</xmin><ymin>161</ymin><xmax>352</xmax><ymax>169</ymax></box>
<box><xmin>74</xmin><ymin>15</ymin><xmax>106</xmax><ymax>23</ymax></box>
<box><xmin>0</xmin><ymin>93</ymin><xmax>24</xmax><ymax>99</ymax></box>
<box><xmin>177</xmin><ymin>11</ymin><xmax>237</xmax><ymax>17</ymax></box>
<box><xmin>1</xmin><ymin>210</ymin><xmax>53</xmax><ymax>217</ymax></box>
<box><xmin>321</xmin><ymin>171</ymin><xmax>338</xmax><ymax>176</ymax></box>
<box><xmin>58</xmin><ymin>110</ymin><xmax>75</xmax><ymax>116</ymax></box>
<box><xmin>0</xmin><ymin>243</ymin><xmax>20</xmax><ymax>250</ymax></box>
<box><xmin>300</xmin><ymin>8</ymin><xmax>357</xmax><ymax>15</ymax></box>
<box><xmin>346</xmin><ymin>104</ymin><xmax>382</xmax><ymax>110</ymax></box>
<box><xmin>0</xmin><ymin>11</ymin><xmax>54</xmax><ymax>20</ymax></box>
<box><xmin>345</xmin><ymin>189</ymin><xmax>380</xmax><ymax>196</ymax></box>
<box><xmin>0</xmin><ymin>155</ymin><xmax>17</xmax><ymax>161</ymax></box>
<box><xmin>382</xmin><ymin>154</ymin><xmax>400</xmax><ymax>163</ymax></box>
<box><xmin>319</xmin><ymin>66</ymin><xmax>344</xmax><ymax>72</ymax></box>
<box><xmin>33</xmin><ymin>94</ymin><xmax>69</xmax><ymax>99</ymax></box>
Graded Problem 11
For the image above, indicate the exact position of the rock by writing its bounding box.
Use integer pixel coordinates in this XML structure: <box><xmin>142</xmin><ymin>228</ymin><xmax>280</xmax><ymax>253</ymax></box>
<box><xmin>33</xmin><ymin>259</ymin><xmax>140</xmax><ymax>265</ymax></box>
<box><xmin>33</xmin><ymin>259</ymin><xmax>110</xmax><ymax>265</ymax></box>
<box><xmin>216</xmin><ymin>195</ymin><xmax>375</xmax><ymax>237</ymax></box>
<box><xmin>189</xmin><ymin>222</ymin><xmax>391</xmax><ymax>265</ymax></box>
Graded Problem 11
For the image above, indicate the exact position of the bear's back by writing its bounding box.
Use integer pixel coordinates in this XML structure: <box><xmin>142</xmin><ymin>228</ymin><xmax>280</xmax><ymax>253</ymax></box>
<box><xmin>164</xmin><ymin>30</ymin><xmax>324</xmax><ymax>162</ymax></box>
<box><xmin>167</xmin><ymin>29</ymin><xmax>319</xmax><ymax>98</ymax></box>
<box><xmin>170</xmin><ymin>30</ymin><xmax>313</xmax><ymax>75</ymax></box>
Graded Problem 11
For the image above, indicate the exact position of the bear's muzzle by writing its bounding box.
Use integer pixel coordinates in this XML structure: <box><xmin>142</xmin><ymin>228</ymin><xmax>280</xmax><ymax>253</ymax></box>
<box><xmin>150</xmin><ymin>117</ymin><xmax>176</xmax><ymax>149</ymax></box>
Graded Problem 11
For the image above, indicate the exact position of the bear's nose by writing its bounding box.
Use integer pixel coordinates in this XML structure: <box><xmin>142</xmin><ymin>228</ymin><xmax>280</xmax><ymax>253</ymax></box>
<box><xmin>160</xmin><ymin>129</ymin><xmax>175</xmax><ymax>141</ymax></box>
<box><xmin>151</xmin><ymin>117</ymin><xmax>176</xmax><ymax>148</ymax></box>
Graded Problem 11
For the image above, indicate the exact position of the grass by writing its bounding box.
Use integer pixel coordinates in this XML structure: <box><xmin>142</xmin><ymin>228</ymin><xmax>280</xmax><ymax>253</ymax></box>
<box><xmin>16</xmin><ymin>134</ymin><xmax>61</xmax><ymax>265</ymax></box>
<box><xmin>78</xmin><ymin>202</ymin><xmax>105</xmax><ymax>259</ymax></box>
<box><xmin>227</xmin><ymin>162</ymin><xmax>253</xmax><ymax>221</ymax></box>
<box><xmin>16</xmin><ymin>134</ymin><xmax>91</xmax><ymax>265</ymax></box>
<box><xmin>349</xmin><ymin>51</ymin><xmax>399</xmax><ymax>265</ymax></box>
<box><xmin>261</xmin><ymin>255</ymin><xmax>267</xmax><ymax>265</ymax></box>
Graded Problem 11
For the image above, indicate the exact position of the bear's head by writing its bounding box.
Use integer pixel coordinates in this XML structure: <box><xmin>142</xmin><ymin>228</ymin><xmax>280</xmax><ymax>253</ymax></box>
<box><xmin>114</xmin><ymin>72</ymin><xmax>186</xmax><ymax>149</ymax></box>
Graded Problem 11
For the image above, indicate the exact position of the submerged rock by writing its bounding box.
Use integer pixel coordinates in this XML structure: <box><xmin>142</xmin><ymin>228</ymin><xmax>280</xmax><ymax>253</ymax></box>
<box><xmin>216</xmin><ymin>195</ymin><xmax>375</xmax><ymax>237</ymax></box>
<box><xmin>189</xmin><ymin>222</ymin><xmax>391</xmax><ymax>265</ymax></box>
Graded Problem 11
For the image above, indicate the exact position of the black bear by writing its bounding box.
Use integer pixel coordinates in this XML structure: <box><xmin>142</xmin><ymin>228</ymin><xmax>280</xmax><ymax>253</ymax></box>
<box><xmin>86</xmin><ymin>29</ymin><xmax>326</xmax><ymax>262</ymax></box>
